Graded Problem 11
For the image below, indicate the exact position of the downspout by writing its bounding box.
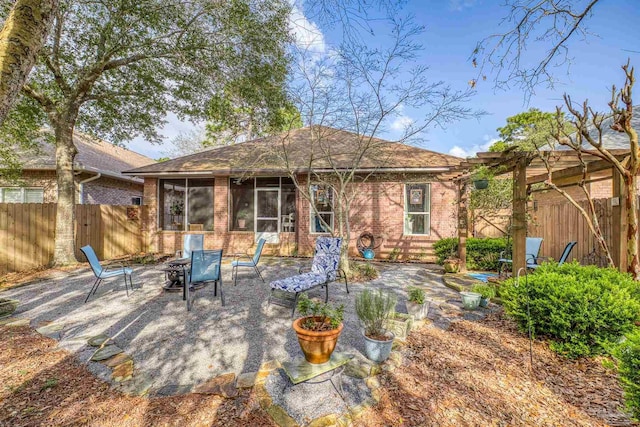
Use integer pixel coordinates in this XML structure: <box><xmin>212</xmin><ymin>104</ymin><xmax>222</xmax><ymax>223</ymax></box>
<box><xmin>78</xmin><ymin>173</ymin><xmax>101</xmax><ymax>204</ymax></box>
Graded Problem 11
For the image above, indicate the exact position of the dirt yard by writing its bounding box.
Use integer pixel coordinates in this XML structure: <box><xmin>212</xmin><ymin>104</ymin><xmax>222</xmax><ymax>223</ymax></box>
<box><xmin>0</xmin><ymin>312</ymin><xmax>633</xmax><ymax>427</ymax></box>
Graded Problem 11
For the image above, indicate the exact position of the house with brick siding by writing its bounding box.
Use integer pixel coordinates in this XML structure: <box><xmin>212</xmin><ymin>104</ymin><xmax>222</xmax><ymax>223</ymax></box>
<box><xmin>0</xmin><ymin>132</ymin><xmax>155</xmax><ymax>205</ymax></box>
<box><xmin>123</xmin><ymin>126</ymin><xmax>463</xmax><ymax>261</ymax></box>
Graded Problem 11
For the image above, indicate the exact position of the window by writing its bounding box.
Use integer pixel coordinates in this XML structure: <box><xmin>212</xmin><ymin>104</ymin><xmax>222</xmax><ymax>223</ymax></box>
<box><xmin>0</xmin><ymin>187</ymin><xmax>44</xmax><ymax>203</ymax></box>
<box><xmin>404</xmin><ymin>183</ymin><xmax>430</xmax><ymax>235</ymax></box>
<box><xmin>131</xmin><ymin>196</ymin><xmax>142</xmax><ymax>206</ymax></box>
<box><xmin>310</xmin><ymin>185</ymin><xmax>333</xmax><ymax>233</ymax></box>
<box><xmin>229</xmin><ymin>177</ymin><xmax>297</xmax><ymax>232</ymax></box>
<box><xmin>158</xmin><ymin>179</ymin><xmax>214</xmax><ymax>231</ymax></box>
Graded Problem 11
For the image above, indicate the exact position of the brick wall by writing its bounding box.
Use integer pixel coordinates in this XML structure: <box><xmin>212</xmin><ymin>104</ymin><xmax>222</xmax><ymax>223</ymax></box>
<box><xmin>0</xmin><ymin>170</ymin><xmax>57</xmax><ymax>202</ymax></box>
<box><xmin>82</xmin><ymin>176</ymin><xmax>143</xmax><ymax>205</ymax></box>
<box><xmin>143</xmin><ymin>175</ymin><xmax>458</xmax><ymax>263</ymax></box>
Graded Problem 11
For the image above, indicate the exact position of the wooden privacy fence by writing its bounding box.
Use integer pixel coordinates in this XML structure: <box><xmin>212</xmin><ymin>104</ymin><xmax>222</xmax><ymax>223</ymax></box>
<box><xmin>0</xmin><ymin>204</ymin><xmax>146</xmax><ymax>275</ymax></box>
<box><xmin>528</xmin><ymin>198</ymin><xmax>614</xmax><ymax>265</ymax></box>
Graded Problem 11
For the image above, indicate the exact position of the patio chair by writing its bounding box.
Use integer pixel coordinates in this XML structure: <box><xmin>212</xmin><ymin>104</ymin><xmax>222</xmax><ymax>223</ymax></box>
<box><xmin>80</xmin><ymin>245</ymin><xmax>133</xmax><ymax>303</ymax></box>
<box><xmin>231</xmin><ymin>238</ymin><xmax>266</xmax><ymax>286</ymax></box>
<box><xmin>186</xmin><ymin>249</ymin><xmax>224</xmax><ymax>311</ymax></box>
<box><xmin>497</xmin><ymin>237</ymin><xmax>543</xmax><ymax>276</ymax></box>
<box><xmin>269</xmin><ymin>237</ymin><xmax>348</xmax><ymax>317</ymax></box>
<box><xmin>528</xmin><ymin>241</ymin><xmax>577</xmax><ymax>270</ymax></box>
<box><xmin>180</xmin><ymin>234</ymin><xmax>204</xmax><ymax>259</ymax></box>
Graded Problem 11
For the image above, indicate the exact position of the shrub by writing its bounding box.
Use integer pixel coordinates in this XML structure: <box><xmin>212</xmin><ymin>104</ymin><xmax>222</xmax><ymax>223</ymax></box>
<box><xmin>500</xmin><ymin>262</ymin><xmax>640</xmax><ymax>358</ymax></box>
<box><xmin>610</xmin><ymin>328</ymin><xmax>640</xmax><ymax>421</ymax></box>
<box><xmin>434</xmin><ymin>237</ymin><xmax>508</xmax><ymax>271</ymax></box>
<box><xmin>348</xmin><ymin>262</ymin><xmax>380</xmax><ymax>281</ymax></box>
<box><xmin>472</xmin><ymin>284</ymin><xmax>497</xmax><ymax>299</ymax></box>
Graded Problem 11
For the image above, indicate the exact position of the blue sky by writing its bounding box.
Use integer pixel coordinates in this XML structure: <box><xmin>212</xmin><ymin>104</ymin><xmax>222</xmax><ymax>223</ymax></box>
<box><xmin>128</xmin><ymin>0</ymin><xmax>640</xmax><ymax>160</ymax></box>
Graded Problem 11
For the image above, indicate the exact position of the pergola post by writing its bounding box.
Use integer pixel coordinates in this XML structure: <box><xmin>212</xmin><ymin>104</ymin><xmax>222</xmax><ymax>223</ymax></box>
<box><xmin>457</xmin><ymin>180</ymin><xmax>468</xmax><ymax>272</ymax></box>
<box><xmin>512</xmin><ymin>155</ymin><xmax>528</xmax><ymax>275</ymax></box>
<box><xmin>611</xmin><ymin>167</ymin><xmax>628</xmax><ymax>272</ymax></box>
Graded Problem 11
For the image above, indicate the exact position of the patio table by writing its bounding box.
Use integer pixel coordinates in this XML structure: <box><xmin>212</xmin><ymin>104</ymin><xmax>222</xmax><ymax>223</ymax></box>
<box><xmin>161</xmin><ymin>258</ymin><xmax>190</xmax><ymax>300</ymax></box>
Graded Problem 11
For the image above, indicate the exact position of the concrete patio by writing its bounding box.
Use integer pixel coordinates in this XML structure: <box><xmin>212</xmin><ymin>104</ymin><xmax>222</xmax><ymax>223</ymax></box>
<box><xmin>3</xmin><ymin>258</ymin><xmax>465</xmax><ymax>398</ymax></box>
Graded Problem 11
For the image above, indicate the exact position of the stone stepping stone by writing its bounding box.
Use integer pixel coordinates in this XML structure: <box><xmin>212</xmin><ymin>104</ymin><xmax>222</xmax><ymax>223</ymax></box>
<box><xmin>236</xmin><ymin>372</ymin><xmax>258</xmax><ymax>389</ymax></box>
<box><xmin>112</xmin><ymin>359</ymin><xmax>134</xmax><ymax>382</ymax></box>
<box><xmin>88</xmin><ymin>334</ymin><xmax>110</xmax><ymax>347</ymax></box>
<box><xmin>119</xmin><ymin>376</ymin><xmax>155</xmax><ymax>397</ymax></box>
<box><xmin>2</xmin><ymin>318</ymin><xmax>30</xmax><ymax>327</ymax></box>
<box><xmin>102</xmin><ymin>352</ymin><xmax>132</xmax><ymax>368</ymax></box>
<box><xmin>90</xmin><ymin>345</ymin><xmax>123</xmax><ymax>361</ymax></box>
<box><xmin>35</xmin><ymin>322</ymin><xmax>64</xmax><ymax>337</ymax></box>
<box><xmin>193</xmin><ymin>373</ymin><xmax>237</xmax><ymax>398</ymax></box>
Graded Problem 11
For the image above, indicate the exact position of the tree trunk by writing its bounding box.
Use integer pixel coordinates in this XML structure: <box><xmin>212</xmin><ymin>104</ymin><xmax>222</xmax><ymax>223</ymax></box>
<box><xmin>52</xmin><ymin>124</ymin><xmax>78</xmax><ymax>266</ymax></box>
<box><xmin>625</xmin><ymin>173</ymin><xmax>640</xmax><ymax>279</ymax></box>
<box><xmin>0</xmin><ymin>0</ymin><xmax>57</xmax><ymax>125</ymax></box>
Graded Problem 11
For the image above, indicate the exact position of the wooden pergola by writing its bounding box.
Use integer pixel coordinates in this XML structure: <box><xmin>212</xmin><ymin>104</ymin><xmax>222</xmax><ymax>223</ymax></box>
<box><xmin>447</xmin><ymin>148</ymin><xmax>632</xmax><ymax>275</ymax></box>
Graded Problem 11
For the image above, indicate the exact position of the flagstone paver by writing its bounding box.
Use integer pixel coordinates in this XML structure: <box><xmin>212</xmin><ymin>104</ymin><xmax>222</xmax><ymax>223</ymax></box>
<box><xmin>90</xmin><ymin>345</ymin><xmax>123</xmax><ymax>361</ymax></box>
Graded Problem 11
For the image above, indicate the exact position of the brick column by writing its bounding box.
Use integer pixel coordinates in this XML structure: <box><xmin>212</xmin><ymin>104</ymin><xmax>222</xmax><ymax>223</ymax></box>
<box><xmin>143</xmin><ymin>178</ymin><xmax>158</xmax><ymax>253</ymax></box>
<box><xmin>214</xmin><ymin>176</ymin><xmax>229</xmax><ymax>247</ymax></box>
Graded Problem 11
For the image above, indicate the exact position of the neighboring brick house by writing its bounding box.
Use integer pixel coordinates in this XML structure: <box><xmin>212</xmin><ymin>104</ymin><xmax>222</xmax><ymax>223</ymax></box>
<box><xmin>0</xmin><ymin>132</ymin><xmax>155</xmax><ymax>205</ymax></box>
<box><xmin>123</xmin><ymin>126</ymin><xmax>462</xmax><ymax>261</ymax></box>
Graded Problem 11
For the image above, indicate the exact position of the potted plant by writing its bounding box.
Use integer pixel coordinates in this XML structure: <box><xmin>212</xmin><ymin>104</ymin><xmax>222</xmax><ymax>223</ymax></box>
<box><xmin>460</xmin><ymin>291</ymin><xmax>482</xmax><ymax>309</ymax></box>
<box><xmin>236</xmin><ymin>208</ymin><xmax>250</xmax><ymax>229</ymax></box>
<box><xmin>292</xmin><ymin>294</ymin><xmax>345</xmax><ymax>364</ymax></box>
<box><xmin>385</xmin><ymin>312</ymin><xmax>414</xmax><ymax>340</ymax></box>
<box><xmin>406</xmin><ymin>286</ymin><xmax>430</xmax><ymax>320</ymax></box>
<box><xmin>472</xmin><ymin>284</ymin><xmax>496</xmax><ymax>307</ymax></box>
<box><xmin>471</xmin><ymin>166</ymin><xmax>491</xmax><ymax>190</ymax></box>
<box><xmin>169</xmin><ymin>199</ymin><xmax>184</xmax><ymax>216</ymax></box>
<box><xmin>355</xmin><ymin>289</ymin><xmax>397</xmax><ymax>363</ymax></box>
<box><xmin>443</xmin><ymin>256</ymin><xmax>460</xmax><ymax>273</ymax></box>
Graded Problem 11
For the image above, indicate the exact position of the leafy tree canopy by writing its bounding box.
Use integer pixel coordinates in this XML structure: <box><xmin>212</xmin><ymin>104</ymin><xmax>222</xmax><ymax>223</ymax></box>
<box><xmin>489</xmin><ymin>108</ymin><xmax>557</xmax><ymax>152</ymax></box>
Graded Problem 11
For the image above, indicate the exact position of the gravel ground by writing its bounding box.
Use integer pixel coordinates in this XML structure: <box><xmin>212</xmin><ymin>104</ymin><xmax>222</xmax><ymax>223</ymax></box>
<box><xmin>3</xmin><ymin>258</ymin><xmax>460</xmax><ymax>394</ymax></box>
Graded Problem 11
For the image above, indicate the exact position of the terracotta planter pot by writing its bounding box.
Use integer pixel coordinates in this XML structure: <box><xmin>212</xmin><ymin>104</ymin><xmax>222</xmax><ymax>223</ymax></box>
<box><xmin>292</xmin><ymin>316</ymin><xmax>344</xmax><ymax>364</ymax></box>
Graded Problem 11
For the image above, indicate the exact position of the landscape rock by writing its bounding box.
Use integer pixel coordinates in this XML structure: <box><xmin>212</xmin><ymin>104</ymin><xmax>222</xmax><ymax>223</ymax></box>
<box><xmin>236</xmin><ymin>371</ymin><xmax>258</xmax><ymax>388</ymax></box>
<box><xmin>90</xmin><ymin>345</ymin><xmax>123</xmax><ymax>361</ymax></box>
<box><xmin>102</xmin><ymin>352</ymin><xmax>132</xmax><ymax>367</ymax></box>
<box><xmin>193</xmin><ymin>372</ymin><xmax>237</xmax><ymax>398</ymax></box>
<box><xmin>266</xmin><ymin>404</ymin><xmax>298</xmax><ymax>427</ymax></box>
<box><xmin>88</xmin><ymin>334</ymin><xmax>110</xmax><ymax>347</ymax></box>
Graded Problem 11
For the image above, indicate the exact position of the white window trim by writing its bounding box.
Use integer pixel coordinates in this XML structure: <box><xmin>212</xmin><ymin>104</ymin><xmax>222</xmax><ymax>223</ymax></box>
<box><xmin>404</xmin><ymin>183</ymin><xmax>431</xmax><ymax>236</ymax></box>
<box><xmin>309</xmin><ymin>185</ymin><xmax>334</xmax><ymax>235</ymax></box>
<box><xmin>0</xmin><ymin>187</ymin><xmax>44</xmax><ymax>203</ymax></box>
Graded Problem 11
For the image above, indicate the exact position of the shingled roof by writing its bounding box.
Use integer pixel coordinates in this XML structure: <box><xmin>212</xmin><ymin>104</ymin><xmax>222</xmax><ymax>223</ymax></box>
<box><xmin>23</xmin><ymin>132</ymin><xmax>155</xmax><ymax>182</ymax></box>
<box><xmin>124</xmin><ymin>126</ymin><xmax>462</xmax><ymax>176</ymax></box>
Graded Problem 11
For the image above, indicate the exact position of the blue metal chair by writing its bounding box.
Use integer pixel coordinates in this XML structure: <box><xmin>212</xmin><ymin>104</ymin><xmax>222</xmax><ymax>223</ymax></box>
<box><xmin>80</xmin><ymin>245</ymin><xmax>133</xmax><ymax>303</ymax></box>
<box><xmin>186</xmin><ymin>249</ymin><xmax>224</xmax><ymax>311</ymax></box>
<box><xmin>498</xmin><ymin>237</ymin><xmax>544</xmax><ymax>276</ymax></box>
<box><xmin>231</xmin><ymin>238</ymin><xmax>266</xmax><ymax>285</ymax></box>
<box><xmin>269</xmin><ymin>237</ymin><xmax>348</xmax><ymax>317</ymax></box>
<box><xmin>181</xmin><ymin>234</ymin><xmax>204</xmax><ymax>259</ymax></box>
<box><xmin>528</xmin><ymin>241</ymin><xmax>577</xmax><ymax>270</ymax></box>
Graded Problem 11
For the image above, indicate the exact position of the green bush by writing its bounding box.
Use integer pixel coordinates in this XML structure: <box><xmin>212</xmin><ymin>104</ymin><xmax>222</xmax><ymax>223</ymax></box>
<box><xmin>500</xmin><ymin>262</ymin><xmax>640</xmax><ymax>358</ymax></box>
<box><xmin>434</xmin><ymin>237</ymin><xmax>508</xmax><ymax>271</ymax></box>
<box><xmin>610</xmin><ymin>328</ymin><xmax>640</xmax><ymax>421</ymax></box>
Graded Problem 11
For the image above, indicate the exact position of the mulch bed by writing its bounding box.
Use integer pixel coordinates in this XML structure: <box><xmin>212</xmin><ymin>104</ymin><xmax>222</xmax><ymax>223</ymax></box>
<box><xmin>0</xmin><ymin>312</ymin><xmax>634</xmax><ymax>426</ymax></box>
<box><xmin>357</xmin><ymin>312</ymin><xmax>634</xmax><ymax>427</ymax></box>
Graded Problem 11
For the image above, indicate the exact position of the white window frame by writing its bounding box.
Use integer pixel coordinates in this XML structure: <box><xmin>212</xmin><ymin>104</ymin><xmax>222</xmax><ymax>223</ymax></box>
<box><xmin>0</xmin><ymin>187</ymin><xmax>44</xmax><ymax>203</ymax></box>
<box><xmin>131</xmin><ymin>196</ymin><xmax>143</xmax><ymax>206</ymax></box>
<box><xmin>404</xmin><ymin>183</ymin><xmax>431</xmax><ymax>236</ymax></box>
<box><xmin>309</xmin><ymin>184</ymin><xmax>334</xmax><ymax>234</ymax></box>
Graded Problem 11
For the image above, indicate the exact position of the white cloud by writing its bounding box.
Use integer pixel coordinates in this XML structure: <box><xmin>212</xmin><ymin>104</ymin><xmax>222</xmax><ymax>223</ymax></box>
<box><xmin>448</xmin><ymin>136</ymin><xmax>498</xmax><ymax>158</ymax></box>
<box><xmin>289</xmin><ymin>2</ymin><xmax>326</xmax><ymax>55</ymax></box>
<box><xmin>391</xmin><ymin>115</ymin><xmax>414</xmax><ymax>131</ymax></box>
<box><xmin>449</xmin><ymin>0</ymin><xmax>477</xmax><ymax>11</ymax></box>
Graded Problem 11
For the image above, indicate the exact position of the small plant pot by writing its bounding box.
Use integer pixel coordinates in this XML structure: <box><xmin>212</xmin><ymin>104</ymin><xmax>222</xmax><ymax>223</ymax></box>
<box><xmin>479</xmin><ymin>297</ymin><xmax>491</xmax><ymax>308</ymax></box>
<box><xmin>237</xmin><ymin>219</ymin><xmax>246</xmax><ymax>229</ymax></box>
<box><xmin>384</xmin><ymin>313</ymin><xmax>414</xmax><ymax>340</ymax></box>
<box><xmin>0</xmin><ymin>298</ymin><xmax>19</xmax><ymax>318</ymax></box>
<box><xmin>406</xmin><ymin>300</ymin><xmax>430</xmax><ymax>320</ymax></box>
<box><xmin>292</xmin><ymin>316</ymin><xmax>343</xmax><ymax>364</ymax></box>
<box><xmin>362</xmin><ymin>331</ymin><xmax>395</xmax><ymax>363</ymax></box>
<box><xmin>460</xmin><ymin>292</ymin><xmax>482</xmax><ymax>310</ymax></box>
<box><xmin>473</xmin><ymin>179</ymin><xmax>489</xmax><ymax>190</ymax></box>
